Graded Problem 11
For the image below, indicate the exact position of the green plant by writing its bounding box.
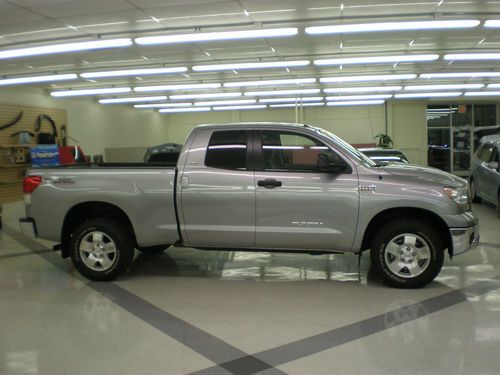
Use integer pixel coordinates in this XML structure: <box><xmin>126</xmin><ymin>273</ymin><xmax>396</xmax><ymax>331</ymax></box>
<box><xmin>374</xmin><ymin>133</ymin><xmax>393</xmax><ymax>148</ymax></box>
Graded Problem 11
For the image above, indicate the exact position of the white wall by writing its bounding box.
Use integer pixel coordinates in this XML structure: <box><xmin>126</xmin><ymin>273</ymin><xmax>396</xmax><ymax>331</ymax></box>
<box><xmin>0</xmin><ymin>86</ymin><xmax>168</xmax><ymax>157</ymax></box>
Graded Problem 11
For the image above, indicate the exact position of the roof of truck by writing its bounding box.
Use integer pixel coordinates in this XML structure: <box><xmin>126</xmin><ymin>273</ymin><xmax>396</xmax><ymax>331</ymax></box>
<box><xmin>196</xmin><ymin>122</ymin><xmax>313</xmax><ymax>129</ymax></box>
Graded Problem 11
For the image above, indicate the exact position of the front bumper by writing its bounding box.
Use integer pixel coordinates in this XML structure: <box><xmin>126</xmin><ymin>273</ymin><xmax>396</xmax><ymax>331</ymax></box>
<box><xmin>19</xmin><ymin>217</ymin><xmax>37</xmax><ymax>238</ymax></box>
<box><xmin>450</xmin><ymin>224</ymin><xmax>479</xmax><ymax>255</ymax></box>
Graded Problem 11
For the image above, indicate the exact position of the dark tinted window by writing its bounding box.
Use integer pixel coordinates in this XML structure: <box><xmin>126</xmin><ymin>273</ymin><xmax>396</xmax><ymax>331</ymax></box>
<box><xmin>475</xmin><ymin>144</ymin><xmax>486</xmax><ymax>158</ymax></box>
<box><xmin>480</xmin><ymin>144</ymin><xmax>495</xmax><ymax>162</ymax></box>
<box><xmin>205</xmin><ymin>130</ymin><xmax>247</xmax><ymax>170</ymax></box>
<box><xmin>261</xmin><ymin>130</ymin><xmax>343</xmax><ymax>172</ymax></box>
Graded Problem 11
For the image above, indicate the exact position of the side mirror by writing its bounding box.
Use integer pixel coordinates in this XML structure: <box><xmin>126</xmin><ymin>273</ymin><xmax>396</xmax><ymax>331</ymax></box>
<box><xmin>318</xmin><ymin>161</ymin><xmax>349</xmax><ymax>173</ymax></box>
<box><xmin>487</xmin><ymin>161</ymin><xmax>499</xmax><ymax>172</ymax></box>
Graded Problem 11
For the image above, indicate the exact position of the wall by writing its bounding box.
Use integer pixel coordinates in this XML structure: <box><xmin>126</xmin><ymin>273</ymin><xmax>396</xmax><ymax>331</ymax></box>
<box><xmin>0</xmin><ymin>86</ymin><xmax>168</xmax><ymax>157</ymax></box>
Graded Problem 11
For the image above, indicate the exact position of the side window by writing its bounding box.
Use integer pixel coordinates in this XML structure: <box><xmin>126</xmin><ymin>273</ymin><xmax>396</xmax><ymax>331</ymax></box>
<box><xmin>481</xmin><ymin>144</ymin><xmax>495</xmax><ymax>163</ymax></box>
<box><xmin>205</xmin><ymin>130</ymin><xmax>248</xmax><ymax>170</ymax></box>
<box><xmin>475</xmin><ymin>144</ymin><xmax>486</xmax><ymax>159</ymax></box>
<box><xmin>261</xmin><ymin>130</ymin><xmax>344</xmax><ymax>172</ymax></box>
<box><xmin>492</xmin><ymin>147</ymin><xmax>499</xmax><ymax>162</ymax></box>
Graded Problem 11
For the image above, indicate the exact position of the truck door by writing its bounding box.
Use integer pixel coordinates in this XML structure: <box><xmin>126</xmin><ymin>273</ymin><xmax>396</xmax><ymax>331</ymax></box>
<box><xmin>254</xmin><ymin>129</ymin><xmax>359</xmax><ymax>251</ymax></box>
<box><xmin>178</xmin><ymin>128</ymin><xmax>255</xmax><ymax>248</ymax></box>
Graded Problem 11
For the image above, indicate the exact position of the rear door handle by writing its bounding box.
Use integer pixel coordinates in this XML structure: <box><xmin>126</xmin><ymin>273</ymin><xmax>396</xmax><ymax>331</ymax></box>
<box><xmin>257</xmin><ymin>179</ymin><xmax>282</xmax><ymax>188</ymax></box>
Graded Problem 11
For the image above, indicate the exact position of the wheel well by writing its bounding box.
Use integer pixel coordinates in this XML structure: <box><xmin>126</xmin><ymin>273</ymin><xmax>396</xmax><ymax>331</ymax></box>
<box><xmin>60</xmin><ymin>202</ymin><xmax>137</xmax><ymax>258</ymax></box>
<box><xmin>361</xmin><ymin>207</ymin><xmax>452</xmax><ymax>255</ymax></box>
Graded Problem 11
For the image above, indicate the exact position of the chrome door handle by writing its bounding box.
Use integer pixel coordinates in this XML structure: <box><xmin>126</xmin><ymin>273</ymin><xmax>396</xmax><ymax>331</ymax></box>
<box><xmin>257</xmin><ymin>179</ymin><xmax>282</xmax><ymax>188</ymax></box>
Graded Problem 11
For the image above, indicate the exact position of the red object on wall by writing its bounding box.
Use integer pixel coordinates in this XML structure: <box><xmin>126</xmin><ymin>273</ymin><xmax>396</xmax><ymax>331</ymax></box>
<box><xmin>58</xmin><ymin>146</ymin><xmax>87</xmax><ymax>165</ymax></box>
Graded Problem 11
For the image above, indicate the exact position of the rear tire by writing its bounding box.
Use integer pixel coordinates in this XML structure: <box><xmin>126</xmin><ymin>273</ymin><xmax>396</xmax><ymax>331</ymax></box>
<box><xmin>470</xmin><ymin>178</ymin><xmax>482</xmax><ymax>203</ymax></box>
<box><xmin>370</xmin><ymin>219</ymin><xmax>444</xmax><ymax>288</ymax></box>
<box><xmin>137</xmin><ymin>245</ymin><xmax>169</xmax><ymax>255</ymax></box>
<box><xmin>70</xmin><ymin>218</ymin><xmax>134</xmax><ymax>281</ymax></box>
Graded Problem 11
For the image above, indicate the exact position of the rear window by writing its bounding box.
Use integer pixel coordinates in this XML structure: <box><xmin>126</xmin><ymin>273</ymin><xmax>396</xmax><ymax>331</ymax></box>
<box><xmin>205</xmin><ymin>130</ymin><xmax>248</xmax><ymax>170</ymax></box>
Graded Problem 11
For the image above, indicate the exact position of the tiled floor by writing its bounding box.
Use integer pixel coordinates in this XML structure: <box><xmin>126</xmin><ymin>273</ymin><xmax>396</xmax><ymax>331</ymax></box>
<box><xmin>1</xmin><ymin>201</ymin><xmax>499</xmax><ymax>375</ymax></box>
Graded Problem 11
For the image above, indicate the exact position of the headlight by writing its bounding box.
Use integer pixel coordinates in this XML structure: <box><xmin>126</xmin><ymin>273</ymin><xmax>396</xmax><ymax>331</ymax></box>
<box><xmin>443</xmin><ymin>186</ymin><xmax>469</xmax><ymax>205</ymax></box>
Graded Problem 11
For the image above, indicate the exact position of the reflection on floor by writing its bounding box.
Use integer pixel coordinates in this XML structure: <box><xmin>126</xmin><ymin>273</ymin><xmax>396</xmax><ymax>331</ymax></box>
<box><xmin>0</xmin><ymin>201</ymin><xmax>499</xmax><ymax>375</ymax></box>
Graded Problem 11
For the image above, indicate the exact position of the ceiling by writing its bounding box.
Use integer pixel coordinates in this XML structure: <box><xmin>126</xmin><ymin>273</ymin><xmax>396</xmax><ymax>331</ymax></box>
<box><xmin>1</xmin><ymin>0</ymin><xmax>500</xmax><ymax>109</ymax></box>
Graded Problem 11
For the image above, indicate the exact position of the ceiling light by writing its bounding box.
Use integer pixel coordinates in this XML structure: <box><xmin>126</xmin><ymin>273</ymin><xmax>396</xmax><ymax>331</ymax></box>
<box><xmin>487</xmin><ymin>84</ymin><xmax>500</xmax><ymax>88</ymax></box>
<box><xmin>98</xmin><ymin>96</ymin><xmax>167</xmax><ymax>104</ymax></box>
<box><xmin>195</xmin><ymin>99</ymin><xmax>256</xmax><ymax>106</ymax></box>
<box><xmin>444</xmin><ymin>53</ymin><xmax>500</xmax><ymax>61</ymax></box>
<box><xmin>404</xmin><ymin>84</ymin><xmax>484</xmax><ymax>90</ymax></box>
<box><xmin>159</xmin><ymin>107</ymin><xmax>211</xmax><ymax>113</ymax></box>
<box><xmin>0</xmin><ymin>38</ymin><xmax>132</xmax><ymax>60</ymax></box>
<box><xmin>327</xmin><ymin>100</ymin><xmax>385</xmax><ymax>106</ymax></box>
<box><xmin>223</xmin><ymin>78</ymin><xmax>316</xmax><ymax>87</ymax></box>
<box><xmin>464</xmin><ymin>91</ymin><xmax>500</xmax><ymax>96</ymax></box>
<box><xmin>420</xmin><ymin>72</ymin><xmax>500</xmax><ymax>79</ymax></box>
<box><xmin>394</xmin><ymin>92</ymin><xmax>462</xmax><ymax>98</ymax></box>
<box><xmin>134</xmin><ymin>103</ymin><xmax>193</xmax><ymax>108</ymax></box>
<box><xmin>323</xmin><ymin>86</ymin><xmax>402</xmax><ymax>93</ymax></box>
<box><xmin>259</xmin><ymin>96</ymin><xmax>324</xmax><ymax>103</ymax></box>
<box><xmin>305</xmin><ymin>20</ymin><xmax>480</xmax><ymax>35</ymax></box>
<box><xmin>80</xmin><ymin>67</ymin><xmax>188</xmax><ymax>79</ymax></box>
<box><xmin>170</xmin><ymin>92</ymin><xmax>241</xmax><ymax>100</ymax></box>
<box><xmin>270</xmin><ymin>103</ymin><xmax>325</xmax><ymax>108</ymax></box>
<box><xmin>244</xmin><ymin>89</ymin><xmax>321</xmax><ymax>96</ymax></box>
<box><xmin>0</xmin><ymin>73</ymin><xmax>78</xmax><ymax>86</ymax></box>
<box><xmin>135</xmin><ymin>28</ymin><xmax>298</xmax><ymax>45</ymax></box>
<box><xmin>320</xmin><ymin>74</ymin><xmax>416</xmax><ymax>83</ymax></box>
<box><xmin>484</xmin><ymin>20</ymin><xmax>500</xmax><ymax>28</ymax></box>
<box><xmin>326</xmin><ymin>94</ymin><xmax>393</xmax><ymax>101</ymax></box>
<box><xmin>192</xmin><ymin>60</ymin><xmax>310</xmax><ymax>72</ymax></box>
<box><xmin>314</xmin><ymin>54</ymin><xmax>438</xmax><ymax>66</ymax></box>
<box><xmin>212</xmin><ymin>105</ymin><xmax>267</xmax><ymax>111</ymax></box>
<box><xmin>50</xmin><ymin>87</ymin><xmax>131</xmax><ymax>97</ymax></box>
<box><xmin>134</xmin><ymin>83</ymin><xmax>221</xmax><ymax>92</ymax></box>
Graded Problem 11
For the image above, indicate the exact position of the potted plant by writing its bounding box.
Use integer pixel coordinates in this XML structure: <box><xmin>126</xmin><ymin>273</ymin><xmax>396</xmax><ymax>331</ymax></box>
<box><xmin>374</xmin><ymin>133</ymin><xmax>394</xmax><ymax>148</ymax></box>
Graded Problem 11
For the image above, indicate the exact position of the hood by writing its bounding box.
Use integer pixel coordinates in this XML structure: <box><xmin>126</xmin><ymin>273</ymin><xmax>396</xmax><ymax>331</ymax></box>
<box><xmin>382</xmin><ymin>163</ymin><xmax>467</xmax><ymax>188</ymax></box>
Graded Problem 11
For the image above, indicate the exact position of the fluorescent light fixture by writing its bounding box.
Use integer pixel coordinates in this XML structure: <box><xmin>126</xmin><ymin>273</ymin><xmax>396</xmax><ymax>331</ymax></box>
<box><xmin>195</xmin><ymin>99</ymin><xmax>256</xmax><ymax>106</ymax></box>
<box><xmin>80</xmin><ymin>67</ymin><xmax>187</xmax><ymax>79</ymax></box>
<box><xmin>404</xmin><ymin>84</ymin><xmax>484</xmax><ymax>91</ymax></box>
<box><xmin>259</xmin><ymin>96</ymin><xmax>324</xmax><ymax>103</ymax></box>
<box><xmin>212</xmin><ymin>105</ymin><xmax>267</xmax><ymax>111</ymax></box>
<box><xmin>0</xmin><ymin>38</ymin><xmax>132</xmax><ymax>60</ymax></box>
<box><xmin>270</xmin><ymin>103</ymin><xmax>325</xmax><ymax>108</ymax></box>
<box><xmin>444</xmin><ymin>53</ymin><xmax>500</xmax><ymax>61</ymax></box>
<box><xmin>192</xmin><ymin>60</ymin><xmax>310</xmax><ymax>72</ymax></box>
<box><xmin>98</xmin><ymin>96</ymin><xmax>167</xmax><ymax>104</ymax></box>
<box><xmin>159</xmin><ymin>107</ymin><xmax>211</xmax><ymax>113</ymax></box>
<box><xmin>223</xmin><ymin>78</ymin><xmax>316</xmax><ymax>87</ymax></box>
<box><xmin>305</xmin><ymin>20</ymin><xmax>480</xmax><ymax>35</ymax></box>
<box><xmin>135</xmin><ymin>103</ymin><xmax>193</xmax><ymax>108</ymax></box>
<box><xmin>394</xmin><ymin>92</ymin><xmax>462</xmax><ymax>98</ymax></box>
<box><xmin>170</xmin><ymin>92</ymin><xmax>241</xmax><ymax>100</ymax></box>
<box><xmin>323</xmin><ymin>86</ymin><xmax>402</xmax><ymax>93</ymax></box>
<box><xmin>320</xmin><ymin>74</ymin><xmax>416</xmax><ymax>83</ymax></box>
<box><xmin>487</xmin><ymin>84</ymin><xmax>500</xmax><ymax>88</ymax></box>
<box><xmin>420</xmin><ymin>72</ymin><xmax>500</xmax><ymax>79</ymax></box>
<box><xmin>484</xmin><ymin>20</ymin><xmax>500</xmax><ymax>28</ymax></box>
<box><xmin>244</xmin><ymin>89</ymin><xmax>321</xmax><ymax>96</ymax></box>
<box><xmin>50</xmin><ymin>87</ymin><xmax>131</xmax><ymax>97</ymax></box>
<box><xmin>464</xmin><ymin>91</ymin><xmax>500</xmax><ymax>96</ymax></box>
<box><xmin>326</xmin><ymin>94</ymin><xmax>392</xmax><ymax>101</ymax></box>
<box><xmin>327</xmin><ymin>100</ymin><xmax>385</xmax><ymax>106</ymax></box>
<box><xmin>135</xmin><ymin>83</ymin><xmax>221</xmax><ymax>92</ymax></box>
<box><xmin>314</xmin><ymin>54</ymin><xmax>438</xmax><ymax>66</ymax></box>
<box><xmin>0</xmin><ymin>73</ymin><xmax>77</xmax><ymax>86</ymax></box>
<box><xmin>135</xmin><ymin>27</ymin><xmax>298</xmax><ymax>45</ymax></box>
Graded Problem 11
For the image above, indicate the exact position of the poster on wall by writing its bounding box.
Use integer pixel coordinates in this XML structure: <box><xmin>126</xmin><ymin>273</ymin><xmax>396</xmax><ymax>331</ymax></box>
<box><xmin>30</xmin><ymin>145</ymin><xmax>59</xmax><ymax>167</ymax></box>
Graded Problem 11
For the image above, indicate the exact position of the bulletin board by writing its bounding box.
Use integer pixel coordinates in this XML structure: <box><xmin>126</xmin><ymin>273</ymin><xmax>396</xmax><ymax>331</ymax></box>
<box><xmin>0</xmin><ymin>103</ymin><xmax>66</xmax><ymax>203</ymax></box>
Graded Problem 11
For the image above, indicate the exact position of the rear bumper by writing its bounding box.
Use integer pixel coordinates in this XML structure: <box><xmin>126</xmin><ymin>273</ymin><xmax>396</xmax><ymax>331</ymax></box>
<box><xmin>19</xmin><ymin>217</ymin><xmax>37</xmax><ymax>238</ymax></box>
<box><xmin>450</xmin><ymin>224</ymin><xmax>479</xmax><ymax>255</ymax></box>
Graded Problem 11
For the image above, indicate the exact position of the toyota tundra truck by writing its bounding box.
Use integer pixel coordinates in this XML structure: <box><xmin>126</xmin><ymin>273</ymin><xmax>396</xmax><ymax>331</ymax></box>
<box><xmin>19</xmin><ymin>123</ymin><xmax>479</xmax><ymax>288</ymax></box>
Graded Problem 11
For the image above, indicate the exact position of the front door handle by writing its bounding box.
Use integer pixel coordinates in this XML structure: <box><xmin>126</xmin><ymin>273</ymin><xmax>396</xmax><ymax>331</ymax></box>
<box><xmin>257</xmin><ymin>179</ymin><xmax>282</xmax><ymax>188</ymax></box>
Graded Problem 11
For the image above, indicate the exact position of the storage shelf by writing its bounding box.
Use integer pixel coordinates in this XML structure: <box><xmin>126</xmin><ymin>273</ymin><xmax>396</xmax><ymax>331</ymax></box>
<box><xmin>0</xmin><ymin>144</ymin><xmax>32</xmax><ymax>148</ymax></box>
<box><xmin>0</xmin><ymin>163</ymin><xmax>31</xmax><ymax>168</ymax></box>
<box><xmin>0</xmin><ymin>179</ymin><xmax>22</xmax><ymax>184</ymax></box>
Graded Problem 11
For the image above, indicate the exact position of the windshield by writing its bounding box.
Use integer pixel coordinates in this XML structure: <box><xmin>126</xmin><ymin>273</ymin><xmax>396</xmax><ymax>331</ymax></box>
<box><xmin>314</xmin><ymin>127</ymin><xmax>378</xmax><ymax>167</ymax></box>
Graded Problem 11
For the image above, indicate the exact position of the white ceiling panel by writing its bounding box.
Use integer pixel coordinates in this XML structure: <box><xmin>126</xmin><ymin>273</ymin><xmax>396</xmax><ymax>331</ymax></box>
<box><xmin>0</xmin><ymin>0</ymin><xmax>21</xmax><ymax>11</ymax></box>
<box><xmin>130</xmin><ymin>0</ymin><xmax>227</xmax><ymax>7</ymax></box>
<box><xmin>31</xmin><ymin>0</ymin><xmax>136</xmax><ymax>18</ymax></box>
<box><xmin>0</xmin><ymin>9</ymin><xmax>44</xmax><ymax>26</ymax></box>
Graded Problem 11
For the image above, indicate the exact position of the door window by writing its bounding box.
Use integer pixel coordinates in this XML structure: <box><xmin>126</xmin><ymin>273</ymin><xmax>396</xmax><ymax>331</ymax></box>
<box><xmin>205</xmin><ymin>130</ymin><xmax>248</xmax><ymax>170</ymax></box>
<box><xmin>480</xmin><ymin>143</ymin><xmax>495</xmax><ymax>163</ymax></box>
<box><xmin>260</xmin><ymin>130</ymin><xmax>343</xmax><ymax>172</ymax></box>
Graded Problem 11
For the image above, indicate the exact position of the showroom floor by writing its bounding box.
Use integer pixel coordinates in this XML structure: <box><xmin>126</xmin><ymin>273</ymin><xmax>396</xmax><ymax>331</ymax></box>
<box><xmin>0</xmin><ymin>201</ymin><xmax>499</xmax><ymax>375</ymax></box>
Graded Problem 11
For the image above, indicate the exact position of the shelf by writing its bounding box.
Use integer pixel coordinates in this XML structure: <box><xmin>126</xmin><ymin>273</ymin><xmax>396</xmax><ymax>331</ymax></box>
<box><xmin>0</xmin><ymin>163</ymin><xmax>31</xmax><ymax>168</ymax></box>
<box><xmin>0</xmin><ymin>179</ymin><xmax>22</xmax><ymax>184</ymax></box>
<box><xmin>0</xmin><ymin>144</ymin><xmax>32</xmax><ymax>148</ymax></box>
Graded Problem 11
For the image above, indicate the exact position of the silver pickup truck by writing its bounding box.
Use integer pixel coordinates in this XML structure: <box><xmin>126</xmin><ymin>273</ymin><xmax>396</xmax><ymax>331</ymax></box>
<box><xmin>19</xmin><ymin>122</ymin><xmax>479</xmax><ymax>288</ymax></box>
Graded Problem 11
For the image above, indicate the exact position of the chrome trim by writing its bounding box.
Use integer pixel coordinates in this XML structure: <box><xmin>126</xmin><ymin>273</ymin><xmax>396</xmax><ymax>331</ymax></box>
<box><xmin>450</xmin><ymin>224</ymin><xmax>479</xmax><ymax>255</ymax></box>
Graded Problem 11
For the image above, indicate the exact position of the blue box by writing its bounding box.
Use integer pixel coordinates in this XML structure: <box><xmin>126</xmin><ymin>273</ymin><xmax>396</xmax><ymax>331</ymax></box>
<box><xmin>31</xmin><ymin>145</ymin><xmax>59</xmax><ymax>167</ymax></box>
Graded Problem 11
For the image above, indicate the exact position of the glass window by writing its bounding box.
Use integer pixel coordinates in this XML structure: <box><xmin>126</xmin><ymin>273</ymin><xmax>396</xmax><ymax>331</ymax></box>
<box><xmin>427</xmin><ymin>105</ymin><xmax>452</xmax><ymax>127</ymax></box>
<box><xmin>480</xmin><ymin>144</ymin><xmax>495</xmax><ymax>163</ymax></box>
<box><xmin>428</xmin><ymin>128</ymin><xmax>451</xmax><ymax>172</ymax></box>
<box><xmin>261</xmin><ymin>131</ymin><xmax>343</xmax><ymax>172</ymax></box>
<box><xmin>205</xmin><ymin>130</ymin><xmax>247</xmax><ymax>170</ymax></box>
<box><xmin>475</xmin><ymin>143</ymin><xmax>487</xmax><ymax>158</ymax></box>
<box><xmin>474</xmin><ymin>104</ymin><xmax>497</xmax><ymax>126</ymax></box>
<box><xmin>452</xmin><ymin>104</ymin><xmax>472</xmax><ymax>128</ymax></box>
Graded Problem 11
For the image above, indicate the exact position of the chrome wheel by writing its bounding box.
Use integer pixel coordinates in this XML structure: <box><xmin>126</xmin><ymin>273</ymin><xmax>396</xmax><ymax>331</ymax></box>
<box><xmin>384</xmin><ymin>233</ymin><xmax>431</xmax><ymax>279</ymax></box>
<box><xmin>79</xmin><ymin>231</ymin><xmax>117</xmax><ymax>272</ymax></box>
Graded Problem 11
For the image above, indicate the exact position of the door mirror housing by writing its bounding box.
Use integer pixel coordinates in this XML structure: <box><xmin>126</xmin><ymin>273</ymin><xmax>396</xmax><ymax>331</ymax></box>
<box><xmin>487</xmin><ymin>161</ymin><xmax>499</xmax><ymax>172</ymax></box>
<box><xmin>318</xmin><ymin>161</ymin><xmax>350</xmax><ymax>174</ymax></box>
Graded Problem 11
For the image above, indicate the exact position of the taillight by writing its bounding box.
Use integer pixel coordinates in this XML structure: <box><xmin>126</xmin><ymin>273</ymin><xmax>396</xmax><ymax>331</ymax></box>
<box><xmin>23</xmin><ymin>175</ymin><xmax>42</xmax><ymax>194</ymax></box>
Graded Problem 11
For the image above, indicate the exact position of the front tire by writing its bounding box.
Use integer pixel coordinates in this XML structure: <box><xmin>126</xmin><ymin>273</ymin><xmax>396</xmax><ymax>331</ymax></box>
<box><xmin>70</xmin><ymin>218</ymin><xmax>134</xmax><ymax>281</ymax></box>
<box><xmin>370</xmin><ymin>219</ymin><xmax>444</xmax><ymax>288</ymax></box>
